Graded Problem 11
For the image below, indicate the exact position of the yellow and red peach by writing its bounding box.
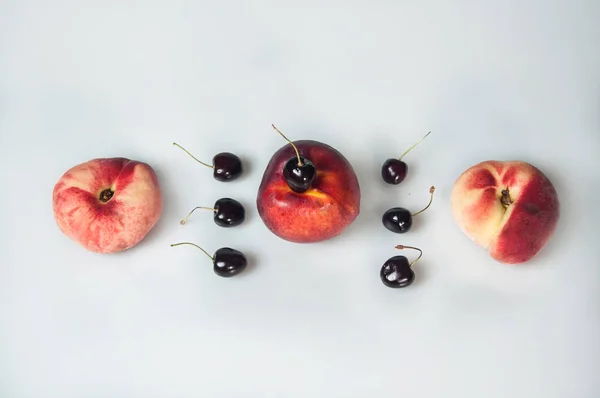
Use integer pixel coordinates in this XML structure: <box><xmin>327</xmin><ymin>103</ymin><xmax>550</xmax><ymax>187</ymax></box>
<box><xmin>451</xmin><ymin>160</ymin><xmax>559</xmax><ymax>264</ymax></box>
<box><xmin>52</xmin><ymin>157</ymin><xmax>163</xmax><ymax>253</ymax></box>
<box><xmin>257</xmin><ymin>140</ymin><xmax>361</xmax><ymax>243</ymax></box>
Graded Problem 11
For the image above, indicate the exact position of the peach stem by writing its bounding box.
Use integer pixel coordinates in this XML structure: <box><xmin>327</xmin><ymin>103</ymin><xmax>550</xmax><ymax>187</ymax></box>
<box><xmin>271</xmin><ymin>124</ymin><xmax>303</xmax><ymax>167</ymax></box>
<box><xmin>172</xmin><ymin>142</ymin><xmax>214</xmax><ymax>169</ymax></box>
<box><xmin>399</xmin><ymin>131</ymin><xmax>431</xmax><ymax>160</ymax></box>
<box><xmin>98</xmin><ymin>188</ymin><xmax>114</xmax><ymax>203</ymax></box>
<box><xmin>180</xmin><ymin>207</ymin><xmax>216</xmax><ymax>225</ymax></box>
<box><xmin>170</xmin><ymin>242</ymin><xmax>214</xmax><ymax>261</ymax></box>
<box><xmin>500</xmin><ymin>188</ymin><xmax>513</xmax><ymax>208</ymax></box>
<box><xmin>412</xmin><ymin>186</ymin><xmax>435</xmax><ymax>217</ymax></box>
<box><xmin>394</xmin><ymin>245</ymin><xmax>423</xmax><ymax>267</ymax></box>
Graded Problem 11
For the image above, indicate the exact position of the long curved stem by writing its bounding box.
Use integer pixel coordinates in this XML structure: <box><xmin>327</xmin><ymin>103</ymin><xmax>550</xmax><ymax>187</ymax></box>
<box><xmin>399</xmin><ymin>131</ymin><xmax>431</xmax><ymax>160</ymax></box>
<box><xmin>394</xmin><ymin>245</ymin><xmax>423</xmax><ymax>267</ymax></box>
<box><xmin>173</xmin><ymin>142</ymin><xmax>214</xmax><ymax>168</ymax></box>
<box><xmin>412</xmin><ymin>186</ymin><xmax>435</xmax><ymax>217</ymax></box>
<box><xmin>180</xmin><ymin>207</ymin><xmax>216</xmax><ymax>225</ymax></box>
<box><xmin>170</xmin><ymin>242</ymin><xmax>213</xmax><ymax>261</ymax></box>
<box><xmin>271</xmin><ymin>124</ymin><xmax>303</xmax><ymax>166</ymax></box>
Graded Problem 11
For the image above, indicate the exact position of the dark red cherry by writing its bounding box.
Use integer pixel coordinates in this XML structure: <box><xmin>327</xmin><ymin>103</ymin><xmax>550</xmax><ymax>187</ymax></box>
<box><xmin>382</xmin><ymin>186</ymin><xmax>435</xmax><ymax>233</ymax></box>
<box><xmin>382</xmin><ymin>207</ymin><xmax>412</xmax><ymax>233</ymax></box>
<box><xmin>170</xmin><ymin>242</ymin><xmax>247</xmax><ymax>278</ymax></box>
<box><xmin>380</xmin><ymin>256</ymin><xmax>414</xmax><ymax>288</ymax></box>
<box><xmin>272</xmin><ymin>124</ymin><xmax>317</xmax><ymax>193</ymax></box>
<box><xmin>173</xmin><ymin>142</ymin><xmax>243</xmax><ymax>182</ymax></box>
<box><xmin>381</xmin><ymin>131</ymin><xmax>430</xmax><ymax>185</ymax></box>
<box><xmin>213</xmin><ymin>247</ymin><xmax>248</xmax><ymax>277</ymax></box>
<box><xmin>212</xmin><ymin>153</ymin><xmax>242</xmax><ymax>182</ymax></box>
<box><xmin>180</xmin><ymin>198</ymin><xmax>245</xmax><ymax>228</ymax></box>
<box><xmin>283</xmin><ymin>156</ymin><xmax>316</xmax><ymax>193</ymax></box>
<box><xmin>380</xmin><ymin>245</ymin><xmax>423</xmax><ymax>288</ymax></box>
<box><xmin>381</xmin><ymin>158</ymin><xmax>408</xmax><ymax>184</ymax></box>
<box><xmin>213</xmin><ymin>198</ymin><xmax>245</xmax><ymax>227</ymax></box>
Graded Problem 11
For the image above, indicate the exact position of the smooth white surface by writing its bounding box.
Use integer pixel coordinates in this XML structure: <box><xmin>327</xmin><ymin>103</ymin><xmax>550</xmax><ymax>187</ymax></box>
<box><xmin>1</xmin><ymin>1</ymin><xmax>599</xmax><ymax>397</ymax></box>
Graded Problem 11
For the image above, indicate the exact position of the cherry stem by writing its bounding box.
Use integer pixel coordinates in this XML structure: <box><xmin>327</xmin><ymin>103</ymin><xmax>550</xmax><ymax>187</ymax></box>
<box><xmin>394</xmin><ymin>245</ymin><xmax>423</xmax><ymax>267</ymax></box>
<box><xmin>180</xmin><ymin>207</ymin><xmax>216</xmax><ymax>225</ymax></box>
<box><xmin>170</xmin><ymin>242</ymin><xmax>214</xmax><ymax>261</ymax></box>
<box><xmin>272</xmin><ymin>124</ymin><xmax>303</xmax><ymax>167</ymax></box>
<box><xmin>412</xmin><ymin>186</ymin><xmax>435</xmax><ymax>217</ymax></box>
<box><xmin>172</xmin><ymin>142</ymin><xmax>214</xmax><ymax>169</ymax></box>
<box><xmin>399</xmin><ymin>131</ymin><xmax>431</xmax><ymax>161</ymax></box>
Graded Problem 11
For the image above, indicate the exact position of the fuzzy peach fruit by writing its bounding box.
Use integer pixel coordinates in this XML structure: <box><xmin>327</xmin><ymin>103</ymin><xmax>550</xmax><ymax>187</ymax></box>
<box><xmin>257</xmin><ymin>140</ymin><xmax>360</xmax><ymax>243</ymax></box>
<box><xmin>451</xmin><ymin>160</ymin><xmax>559</xmax><ymax>264</ymax></box>
<box><xmin>52</xmin><ymin>157</ymin><xmax>162</xmax><ymax>253</ymax></box>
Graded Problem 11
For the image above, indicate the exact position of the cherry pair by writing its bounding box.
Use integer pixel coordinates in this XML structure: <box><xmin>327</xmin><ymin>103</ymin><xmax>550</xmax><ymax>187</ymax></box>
<box><xmin>172</xmin><ymin>202</ymin><xmax>248</xmax><ymax>277</ymax></box>
<box><xmin>171</xmin><ymin>199</ymin><xmax>248</xmax><ymax>278</ymax></box>
<box><xmin>380</xmin><ymin>131</ymin><xmax>435</xmax><ymax>234</ymax></box>
<box><xmin>173</xmin><ymin>142</ymin><xmax>247</xmax><ymax>228</ymax></box>
<box><xmin>171</xmin><ymin>201</ymin><xmax>247</xmax><ymax>277</ymax></box>
<box><xmin>380</xmin><ymin>191</ymin><xmax>431</xmax><ymax>288</ymax></box>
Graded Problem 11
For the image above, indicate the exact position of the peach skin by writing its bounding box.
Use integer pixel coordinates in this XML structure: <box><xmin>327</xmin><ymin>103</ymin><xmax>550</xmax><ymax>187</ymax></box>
<box><xmin>257</xmin><ymin>140</ymin><xmax>361</xmax><ymax>243</ymax></box>
<box><xmin>451</xmin><ymin>160</ymin><xmax>559</xmax><ymax>264</ymax></box>
<box><xmin>52</xmin><ymin>157</ymin><xmax>163</xmax><ymax>253</ymax></box>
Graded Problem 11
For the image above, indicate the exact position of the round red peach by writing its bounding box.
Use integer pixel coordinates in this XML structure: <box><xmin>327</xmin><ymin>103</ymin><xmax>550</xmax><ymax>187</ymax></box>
<box><xmin>256</xmin><ymin>140</ymin><xmax>361</xmax><ymax>243</ymax></box>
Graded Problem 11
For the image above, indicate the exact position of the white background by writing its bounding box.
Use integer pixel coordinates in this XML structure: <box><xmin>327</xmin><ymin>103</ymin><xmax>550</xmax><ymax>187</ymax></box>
<box><xmin>1</xmin><ymin>1</ymin><xmax>599</xmax><ymax>397</ymax></box>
